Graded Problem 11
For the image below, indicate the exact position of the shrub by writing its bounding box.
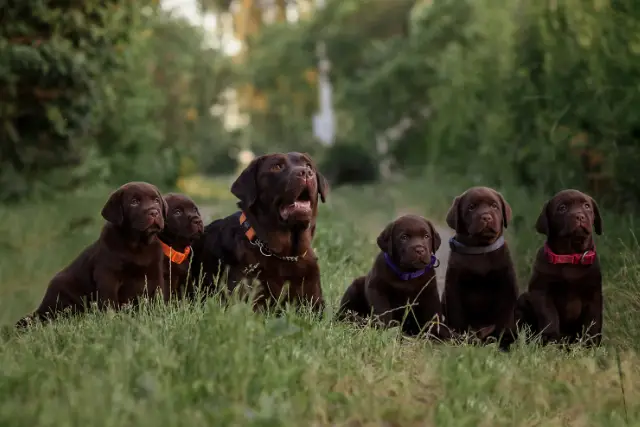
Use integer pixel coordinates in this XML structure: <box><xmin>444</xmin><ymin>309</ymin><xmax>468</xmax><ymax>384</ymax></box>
<box><xmin>320</xmin><ymin>141</ymin><xmax>379</xmax><ymax>187</ymax></box>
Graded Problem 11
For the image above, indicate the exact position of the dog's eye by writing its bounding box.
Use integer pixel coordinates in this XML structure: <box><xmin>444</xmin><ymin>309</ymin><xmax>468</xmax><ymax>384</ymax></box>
<box><xmin>154</xmin><ymin>197</ymin><xmax>161</xmax><ymax>204</ymax></box>
<box><xmin>584</xmin><ymin>203</ymin><xmax>591</xmax><ymax>210</ymax></box>
<box><xmin>424</xmin><ymin>233</ymin><xmax>430</xmax><ymax>239</ymax></box>
<box><xmin>468</xmin><ymin>204</ymin><xmax>476</xmax><ymax>211</ymax></box>
<box><xmin>173</xmin><ymin>208</ymin><xmax>182</xmax><ymax>216</ymax></box>
<box><xmin>557</xmin><ymin>204</ymin><xmax>567</xmax><ymax>213</ymax></box>
<box><xmin>270</xmin><ymin>164</ymin><xmax>283</xmax><ymax>172</ymax></box>
<box><xmin>399</xmin><ymin>234</ymin><xmax>409</xmax><ymax>241</ymax></box>
<box><xmin>491</xmin><ymin>202</ymin><xmax>499</xmax><ymax>209</ymax></box>
<box><xmin>130</xmin><ymin>198</ymin><xmax>140</xmax><ymax>206</ymax></box>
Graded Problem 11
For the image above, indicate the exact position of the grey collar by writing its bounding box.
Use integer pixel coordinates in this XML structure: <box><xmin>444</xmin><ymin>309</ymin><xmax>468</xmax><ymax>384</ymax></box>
<box><xmin>449</xmin><ymin>235</ymin><xmax>505</xmax><ymax>255</ymax></box>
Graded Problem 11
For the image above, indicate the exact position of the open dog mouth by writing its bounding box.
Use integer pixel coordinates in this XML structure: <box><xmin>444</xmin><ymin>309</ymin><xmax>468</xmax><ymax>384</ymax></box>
<box><xmin>279</xmin><ymin>188</ymin><xmax>312</xmax><ymax>220</ymax></box>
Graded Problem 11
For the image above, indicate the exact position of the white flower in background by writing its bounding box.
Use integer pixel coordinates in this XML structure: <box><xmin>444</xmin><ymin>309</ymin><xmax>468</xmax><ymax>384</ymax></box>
<box><xmin>238</xmin><ymin>149</ymin><xmax>255</xmax><ymax>167</ymax></box>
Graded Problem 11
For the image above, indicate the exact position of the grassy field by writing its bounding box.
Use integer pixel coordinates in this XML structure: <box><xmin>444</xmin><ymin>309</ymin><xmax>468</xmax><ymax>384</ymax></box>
<box><xmin>2</xmin><ymin>170</ymin><xmax>640</xmax><ymax>426</ymax></box>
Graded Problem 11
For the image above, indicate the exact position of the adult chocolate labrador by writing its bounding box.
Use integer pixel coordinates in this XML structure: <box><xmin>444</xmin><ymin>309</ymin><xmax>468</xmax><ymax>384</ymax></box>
<box><xmin>191</xmin><ymin>152</ymin><xmax>328</xmax><ymax>313</ymax></box>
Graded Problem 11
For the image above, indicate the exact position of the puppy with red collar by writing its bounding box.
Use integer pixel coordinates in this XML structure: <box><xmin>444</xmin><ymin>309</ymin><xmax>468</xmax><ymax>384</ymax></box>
<box><xmin>516</xmin><ymin>189</ymin><xmax>603</xmax><ymax>346</ymax></box>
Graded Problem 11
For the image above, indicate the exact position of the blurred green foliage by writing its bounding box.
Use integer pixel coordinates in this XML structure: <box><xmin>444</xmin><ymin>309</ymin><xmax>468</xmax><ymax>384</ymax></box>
<box><xmin>0</xmin><ymin>1</ymin><xmax>233</xmax><ymax>202</ymax></box>
<box><xmin>5</xmin><ymin>0</ymin><xmax>640</xmax><ymax>209</ymax></box>
<box><xmin>235</xmin><ymin>0</ymin><xmax>640</xmax><ymax>208</ymax></box>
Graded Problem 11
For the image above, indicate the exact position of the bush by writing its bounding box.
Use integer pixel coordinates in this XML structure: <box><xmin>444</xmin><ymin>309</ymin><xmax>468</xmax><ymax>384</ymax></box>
<box><xmin>0</xmin><ymin>1</ymin><xmax>141</xmax><ymax>201</ymax></box>
<box><xmin>320</xmin><ymin>141</ymin><xmax>379</xmax><ymax>187</ymax></box>
<box><xmin>1</xmin><ymin>3</ymin><xmax>231</xmax><ymax>202</ymax></box>
<box><xmin>236</xmin><ymin>0</ymin><xmax>640</xmax><ymax>210</ymax></box>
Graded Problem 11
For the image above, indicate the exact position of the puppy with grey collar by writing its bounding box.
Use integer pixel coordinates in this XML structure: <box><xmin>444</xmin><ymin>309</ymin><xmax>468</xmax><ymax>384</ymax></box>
<box><xmin>442</xmin><ymin>186</ymin><xmax>518</xmax><ymax>348</ymax></box>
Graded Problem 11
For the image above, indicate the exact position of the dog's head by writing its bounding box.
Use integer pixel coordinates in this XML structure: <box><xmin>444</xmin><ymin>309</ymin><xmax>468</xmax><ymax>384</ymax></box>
<box><xmin>230</xmin><ymin>152</ymin><xmax>329</xmax><ymax>228</ymax></box>
<box><xmin>535</xmin><ymin>189</ymin><xmax>602</xmax><ymax>246</ymax></box>
<box><xmin>101</xmin><ymin>182</ymin><xmax>167</xmax><ymax>240</ymax></box>
<box><xmin>377</xmin><ymin>214</ymin><xmax>441</xmax><ymax>270</ymax></box>
<box><xmin>446</xmin><ymin>186</ymin><xmax>512</xmax><ymax>245</ymax></box>
<box><xmin>162</xmin><ymin>192</ymin><xmax>204</xmax><ymax>244</ymax></box>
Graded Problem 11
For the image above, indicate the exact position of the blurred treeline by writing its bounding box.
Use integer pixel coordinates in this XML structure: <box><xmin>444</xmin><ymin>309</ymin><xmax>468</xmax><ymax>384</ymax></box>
<box><xmin>3</xmin><ymin>0</ymin><xmax>640</xmax><ymax>210</ymax></box>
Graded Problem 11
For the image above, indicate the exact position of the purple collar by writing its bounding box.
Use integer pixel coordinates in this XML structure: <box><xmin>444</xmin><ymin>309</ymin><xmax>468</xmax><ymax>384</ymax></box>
<box><xmin>383</xmin><ymin>252</ymin><xmax>439</xmax><ymax>281</ymax></box>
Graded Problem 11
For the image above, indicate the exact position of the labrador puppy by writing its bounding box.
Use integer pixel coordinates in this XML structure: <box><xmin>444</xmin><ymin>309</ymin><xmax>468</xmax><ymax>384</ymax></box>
<box><xmin>337</xmin><ymin>215</ymin><xmax>448</xmax><ymax>338</ymax></box>
<box><xmin>158</xmin><ymin>193</ymin><xmax>204</xmax><ymax>298</ymax></box>
<box><xmin>16</xmin><ymin>182</ymin><xmax>168</xmax><ymax>327</ymax></box>
<box><xmin>190</xmin><ymin>152</ymin><xmax>328</xmax><ymax>312</ymax></box>
<box><xmin>442</xmin><ymin>186</ymin><xmax>518</xmax><ymax>348</ymax></box>
<box><xmin>515</xmin><ymin>189</ymin><xmax>603</xmax><ymax>346</ymax></box>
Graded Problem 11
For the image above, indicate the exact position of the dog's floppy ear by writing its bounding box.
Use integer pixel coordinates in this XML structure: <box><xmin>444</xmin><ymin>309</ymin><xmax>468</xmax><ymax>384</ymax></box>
<box><xmin>445</xmin><ymin>196</ymin><xmax>461</xmax><ymax>231</ymax></box>
<box><xmin>376</xmin><ymin>221</ymin><xmax>395</xmax><ymax>255</ymax></box>
<box><xmin>535</xmin><ymin>200</ymin><xmax>550</xmax><ymax>236</ymax></box>
<box><xmin>231</xmin><ymin>156</ymin><xmax>263</xmax><ymax>208</ymax></box>
<box><xmin>317</xmin><ymin>171</ymin><xmax>329</xmax><ymax>203</ymax></box>
<box><xmin>495</xmin><ymin>190</ymin><xmax>513</xmax><ymax>229</ymax></box>
<box><xmin>426</xmin><ymin>218</ymin><xmax>441</xmax><ymax>254</ymax></box>
<box><xmin>159</xmin><ymin>191</ymin><xmax>169</xmax><ymax>220</ymax></box>
<box><xmin>302</xmin><ymin>152</ymin><xmax>329</xmax><ymax>203</ymax></box>
<box><xmin>591</xmin><ymin>196</ymin><xmax>602</xmax><ymax>235</ymax></box>
<box><xmin>101</xmin><ymin>187</ymin><xmax>124</xmax><ymax>226</ymax></box>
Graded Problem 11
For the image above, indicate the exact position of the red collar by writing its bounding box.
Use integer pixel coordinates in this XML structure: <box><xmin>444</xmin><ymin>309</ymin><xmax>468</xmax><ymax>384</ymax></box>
<box><xmin>543</xmin><ymin>243</ymin><xmax>596</xmax><ymax>265</ymax></box>
<box><xmin>160</xmin><ymin>242</ymin><xmax>191</xmax><ymax>264</ymax></box>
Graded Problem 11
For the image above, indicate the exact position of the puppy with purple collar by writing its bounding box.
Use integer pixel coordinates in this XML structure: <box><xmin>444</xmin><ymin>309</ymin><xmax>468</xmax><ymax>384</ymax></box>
<box><xmin>337</xmin><ymin>214</ymin><xmax>448</xmax><ymax>338</ymax></box>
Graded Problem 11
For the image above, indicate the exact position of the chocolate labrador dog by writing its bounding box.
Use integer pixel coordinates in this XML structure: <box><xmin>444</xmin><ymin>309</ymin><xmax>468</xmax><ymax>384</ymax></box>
<box><xmin>515</xmin><ymin>189</ymin><xmax>603</xmax><ymax>346</ymax></box>
<box><xmin>190</xmin><ymin>152</ymin><xmax>328</xmax><ymax>312</ymax></box>
<box><xmin>442</xmin><ymin>186</ymin><xmax>518</xmax><ymax>348</ymax></box>
<box><xmin>337</xmin><ymin>215</ymin><xmax>448</xmax><ymax>338</ymax></box>
<box><xmin>158</xmin><ymin>193</ymin><xmax>204</xmax><ymax>298</ymax></box>
<box><xmin>16</xmin><ymin>182</ymin><xmax>168</xmax><ymax>327</ymax></box>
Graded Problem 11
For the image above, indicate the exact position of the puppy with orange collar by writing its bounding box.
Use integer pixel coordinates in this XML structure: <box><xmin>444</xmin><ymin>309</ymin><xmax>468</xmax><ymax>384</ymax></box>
<box><xmin>158</xmin><ymin>193</ymin><xmax>204</xmax><ymax>298</ymax></box>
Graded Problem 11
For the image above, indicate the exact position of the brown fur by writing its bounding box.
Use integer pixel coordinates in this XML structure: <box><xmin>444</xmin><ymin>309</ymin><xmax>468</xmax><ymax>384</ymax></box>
<box><xmin>158</xmin><ymin>193</ymin><xmax>204</xmax><ymax>298</ymax></box>
<box><xmin>337</xmin><ymin>215</ymin><xmax>448</xmax><ymax>338</ymax></box>
<box><xmin>442</xmin><ymin>186</ymin><xmax>518</xmax><ymax>348</ymax></box>
<box><xmin>16</xmin><ymin>182</ymin><xmax>168</xmax><ymax>327</ymax></box>
<box><xmin>190</xmin><ymin>152</ymin><xmax>328</xmax><ymax>313</ymax></box>
<box><xmin>516</xmin><ymin>189</ymin><xmax>603</xmax><ymax>346</ymax></box>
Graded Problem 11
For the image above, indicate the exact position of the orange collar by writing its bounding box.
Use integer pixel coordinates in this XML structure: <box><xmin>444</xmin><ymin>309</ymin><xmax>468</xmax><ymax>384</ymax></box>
<box><xmin>238</xmin><ymin>211</ymin><xmax>307</xmax><ymax>261</ymax></box>
<box><xmin>239</xmin><ymin>212</ymin><xmax>257</xmax><ymax>241</ymax></box>
<box><xmin>160</xmin><ymin>241</ymin><xmax>191</xmax><ymax>264</ymax></box>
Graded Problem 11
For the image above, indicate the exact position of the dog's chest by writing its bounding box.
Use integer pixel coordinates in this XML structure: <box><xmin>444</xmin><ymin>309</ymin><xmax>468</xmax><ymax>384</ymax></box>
<box><xmin>236</xmin><ymin>252</ymin><xmax>314</xmax><ymax>290</ymax></box>
<box><xmin>458</xmin><ymin>269</ymin><xmax>513</xmax><ymax>311</ymax></box>
<box><xmin>548</xmin><ymin>283</ymin><xmax>591</xmax><ymax>322</ymax></box>
<box><xmin>117</xmin><ymin>260</ymin><xmax>161</xmax><ymax>298</ymax></box>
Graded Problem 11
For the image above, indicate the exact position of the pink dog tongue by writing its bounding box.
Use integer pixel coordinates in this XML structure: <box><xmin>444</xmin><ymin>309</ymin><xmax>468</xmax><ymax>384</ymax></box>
<box><xmin>280</xmin><ymin>201</ymin><xmax>311</xmax><ymax>219</ymax></box>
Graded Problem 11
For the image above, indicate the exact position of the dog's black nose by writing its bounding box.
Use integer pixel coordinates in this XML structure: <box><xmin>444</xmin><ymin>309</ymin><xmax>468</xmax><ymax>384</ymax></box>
<box><xmin>414</xmin><ymin>246</ymin><xmax>426</xmax><ymax>256</ymax></box>
<box><xmin>191</xmin><ymin>216</ymin><xmax>203</xmax><ymax>226</ymax></box>
<box><xmin>294</xmin><ymin>166</ymin><xmax>314</xmax><ymax>180</ymax></box>
<box><xmin>481</xmin><ymin>213</ymin><xmax>493</xmax><ymax>223</ymax></box>
<box><xmin>575</xmin><ymin>212</ymin><xmax>586</xmax><ymax>223</ymax></box>
<box><xmin>148</xmin><ymin>210</ymin><xmax>160</xmax><ymax>218</ymax></box>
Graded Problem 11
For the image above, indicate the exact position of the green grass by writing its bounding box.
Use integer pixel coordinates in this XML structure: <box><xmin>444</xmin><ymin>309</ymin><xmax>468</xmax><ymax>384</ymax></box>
<box><xmin>2</xmin><ymin>170</ymin><xmax>640</xmax><ymax>426</ymax></box>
